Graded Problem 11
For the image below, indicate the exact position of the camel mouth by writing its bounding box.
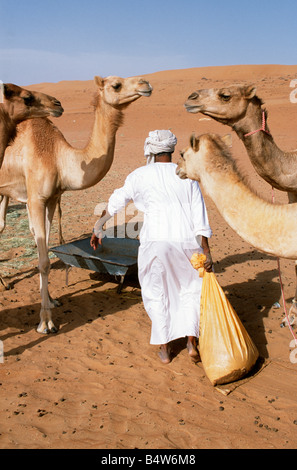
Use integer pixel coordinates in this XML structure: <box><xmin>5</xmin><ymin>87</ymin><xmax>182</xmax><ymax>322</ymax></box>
<box><xmin>185</xmin><ymin>104</ymin><xmax>225</xmax><ymax>121</ymax></box>
<box><xmin>176</xmin><ymin>167</ymin><xmax>188</xmax><ymax>179</ymax></box>
<box><xmin>138</xmin><ymin>82</ymin><xmax>153</xmax><ymax>97</ymax></box>
<box><xmin>49</xmin><ymin>107</ymin><xmax>64</xmax><ymax>118</ymax></box>
<box><xmin>184</xmin><ymin>103</ymin><xmax>202</xmax><ymax>114</ymax></box>
<box><xmin>138</xmin><ymin>89</ymin><xmax>153</xmax><ymax>97</ymax></box>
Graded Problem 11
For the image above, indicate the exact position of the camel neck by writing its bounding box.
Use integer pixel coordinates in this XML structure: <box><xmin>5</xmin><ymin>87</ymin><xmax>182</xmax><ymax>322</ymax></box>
<box><xmin>61</xmin><ymin>98</ymin><xmax>124</xmax><ymax>191</ymax></box>
<box><xmin>86</xmin><ymin>98</ymin><xmax>123</xmax><ymax>153</ymax></box>
<box><xmin>0</xmin><ymin>107</ymin><xmax>16</xmax><ymax>162</ymax></box>
<box><xmin>243</xmin><ymin>110</ymin><xmax>271</xmax><ymax>138</ymax></box>
<box><xmin>232</xmin><ymin>101</ymin><xmax>269</xmax><ymax>138</ymax></box>
<box><xmin>204</xmin><ymin>166</ymin><xmax>296</xmax><ymax>259</ymax></box>
<box><xmin>231</xmin><ymin>101</ymin><xmax>286</xmax><ymax>189</ymax></box>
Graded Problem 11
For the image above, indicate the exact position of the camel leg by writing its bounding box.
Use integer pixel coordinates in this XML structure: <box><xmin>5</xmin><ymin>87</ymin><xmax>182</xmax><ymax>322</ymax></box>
<box><xmin>56</xmin><ymin>196</ymin><xmax>65</xmax><ymax>245</ymax></box>
<box><xmin>26</xmin><ymin>203</ymin><xmax>35</xmax><ymax>240</ymax></box>
<box><xmin>291</xmin><ymin>263</ymin><xmax>297</xmax><ymax>313</ymax></box>
<box><xmin>287</xmin><ymin>192</ymin><xmax>297</xmax><ymax>314</ymax></box>
<box><xmin>45</xmin><ymin>197</ymin><xmax>56</xmax><ymax>247</ymax></box>
<box><xmin>0</xmin><ymin>196</ymin><xmax>11</xmax><ymax>290</ymax></box>
<box><xmin>45</xmin><ymin>197</ymin><xmax>61</xmax><ymax>308</ymax></box>
<box><xmin>289</xmin><ymin>262</ymin><xmax>297</xmax><ymax>316</ymax></box>
<box><xmin>27</xmin><ymin>199</ymin><xmax>58</xmax><ymax>334</ymax></box>
<box><xmin>0</xmin><ymin>195</ymin><xmax>9</xmax><ymax>234</ymax></box>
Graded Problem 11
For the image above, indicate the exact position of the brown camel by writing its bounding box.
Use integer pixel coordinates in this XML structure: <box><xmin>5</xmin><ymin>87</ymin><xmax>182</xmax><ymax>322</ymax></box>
<box><xmin>176</xmin><ymin>133</ymin><xmax>297</xmax><ymax>259</ymax></box>
<box><xmin>0</xmin><ymin>75</ymin><xmax>152</xmax><ymax>334</ymax></box>
<box><xmin>0</xmin><ymin>82</ymin><xmax>63</xmax><ymax>166</ymax></box>
<box><xmin>184</xmin><ymin>84</ymin><xmax>297</xmax><ymax>310</ymax></box>
<box><xmin>0</xmin><ymin>83</ymin><xmax>64</xmax><ymax>288</ymax></box>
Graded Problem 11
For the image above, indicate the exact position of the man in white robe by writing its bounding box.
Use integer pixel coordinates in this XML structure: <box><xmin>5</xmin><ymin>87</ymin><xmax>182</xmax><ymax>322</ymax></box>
<box><xmin>91</xmin><ymin>130</ymin><xmax>213</xmax><ymax>364</ymax></box>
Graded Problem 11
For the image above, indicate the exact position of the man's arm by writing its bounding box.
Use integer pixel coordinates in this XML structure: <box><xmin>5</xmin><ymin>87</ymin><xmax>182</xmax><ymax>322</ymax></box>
<box><xmin>90</xmin><ymin>172</ymin><xmax>136</xmax><ymax>250</ymax></box>
<box><xmin>90</xmin><ymin>208</ymin><xmax>112</xmax><ymax>250</ymax></box>
<box><xmin>201</xmin><ymin>236</ymin><xmax>213</xmax><ymax>272</ymax></box>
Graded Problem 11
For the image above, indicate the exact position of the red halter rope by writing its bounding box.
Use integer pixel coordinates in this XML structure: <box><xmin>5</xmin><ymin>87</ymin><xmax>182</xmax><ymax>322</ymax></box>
<box><xmin>244</xmin><ymin>110</ymin><xmax>271</xmax><ymax>137</ymax></box>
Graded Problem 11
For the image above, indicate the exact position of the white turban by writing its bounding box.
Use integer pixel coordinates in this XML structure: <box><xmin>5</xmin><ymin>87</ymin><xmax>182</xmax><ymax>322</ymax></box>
<box><xmin>144</xmin><ymin>130</ymin><xmax>177</xmax><ymax>164</ymax></box>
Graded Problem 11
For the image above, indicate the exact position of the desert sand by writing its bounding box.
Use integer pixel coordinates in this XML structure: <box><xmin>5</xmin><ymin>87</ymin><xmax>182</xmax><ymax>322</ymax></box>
<box><xmin>1</xmin><ymin>64</ymin><xmax>297</xmax><ymax>450</ymax></box>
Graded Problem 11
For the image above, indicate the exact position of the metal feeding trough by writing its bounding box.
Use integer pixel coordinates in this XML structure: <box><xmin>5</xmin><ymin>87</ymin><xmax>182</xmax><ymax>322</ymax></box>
<box><xmin>50</xmin><ymin>236</ymin><xmax>140</xmax><ymax>293</ymax></box>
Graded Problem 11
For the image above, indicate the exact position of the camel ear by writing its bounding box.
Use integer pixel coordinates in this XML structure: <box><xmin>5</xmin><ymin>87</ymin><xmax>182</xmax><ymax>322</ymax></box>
<box><xmin>0</xmin><ymin>81</ymin><xmax>3</xmax><ymax>103</ymax></box>
<box><xmin>244</xmin><ymin>84</ymin><xmax>257</xmax><ymax>100</ymax></box>
<box><xmin>2</xmin><ymin>84</ymin><xmax>14</xmax><ymax>99</ymax></box>
<box><xmin>221</xmin><ymin>133</ymin><xmax>232</xmax><ymax>147</ymax></box>
<box><xmin>2</xmin><ymin>84</ymin><xmax>9</xmax><ymax>98</ymax></box>
<box><xmin>94</xmin><ymin>76</ymin><xmax>104</xmax><ymax>89</ymax></box>
<box><xmin>190</xmin><ymin>134</ymin><xmax>200</xmax><ymax>152</ymax></box>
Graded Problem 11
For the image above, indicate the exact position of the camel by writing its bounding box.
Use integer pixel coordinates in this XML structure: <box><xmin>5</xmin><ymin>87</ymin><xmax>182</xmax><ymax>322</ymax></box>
<box><xmin>184</xmin><ymin>84</ymin><xmax>297</xmax><ymax>309</ymax></box>
<box><xmin>0</xmin><ymin>83</ymin><xmax>64</xmax><ymax>288</ymax></box>
<box><xmin>0</xmin><ymin>82</ymin><xmax>64</xmax><ymax>166</ymax></box>
<box><xmin>176</xmin><ymin>133</ymin><xmax>297</xmax><ymax>260</ymax></box>
<box><xmin>0</xmin><ymin>75</ymin><xmax>152</xmax><ymax>334</ymax></box>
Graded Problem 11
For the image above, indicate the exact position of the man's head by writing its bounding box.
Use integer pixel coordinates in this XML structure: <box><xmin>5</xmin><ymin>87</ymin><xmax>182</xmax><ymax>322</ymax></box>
<box><xmin>144</xmin><ymin>130</ymin><xmax>177</xmax><ymax>164</ymax></box>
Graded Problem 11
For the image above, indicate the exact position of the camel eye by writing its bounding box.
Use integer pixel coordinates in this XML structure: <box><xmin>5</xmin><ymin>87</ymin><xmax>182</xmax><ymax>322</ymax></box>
<box><xmin>180</xmin><ymin>151</ymin><xmax>185</xmax><ymax>160</ymax></box>
<box><xmin>23</xmin><ymin>94</ymin><xmax>35</xmax><ymax>105</ymax></box>
<box><xmin>112</xmin><ymin>83</ymin><xmax>122</xmax><ymax>91</ymax></box>
<box><xmin>219</xmin><ymin>93</ymin><xmax>231</xmax><ymax>102</ymax></box>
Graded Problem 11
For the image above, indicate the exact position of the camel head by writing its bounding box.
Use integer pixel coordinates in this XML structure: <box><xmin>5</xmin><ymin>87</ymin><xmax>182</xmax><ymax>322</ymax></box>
<box><xmin>184</xmin><ymin>84</ymin><xmax>258</xmax><ymax>125</ymax></box>
<box><xmin>93</xmin><ymin>75</ymin><xmax>153</xmax><ymax>109</ymax></box>
<box><xmin>0</xmin><ymin>83</ymin><xmax>64</xmax><ymax>123</ymax></box>
<box><xmin>176</xmin><ymin>133</ymin><xmax>233</xmax><ymax>183</ymax></box>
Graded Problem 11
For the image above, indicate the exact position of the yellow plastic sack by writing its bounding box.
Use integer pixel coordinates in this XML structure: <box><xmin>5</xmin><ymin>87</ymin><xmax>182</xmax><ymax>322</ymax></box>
<box><xmin>191</xmin><ymin>254</ymin><xmax>259</xmax><ymax>386</ymax></box>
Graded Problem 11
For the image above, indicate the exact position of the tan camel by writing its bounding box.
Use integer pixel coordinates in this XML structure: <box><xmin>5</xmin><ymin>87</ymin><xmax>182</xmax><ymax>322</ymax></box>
<box><xmin>176</xmin><ymin>133</ymin><xmax>297</xmax><ymax>259</ymax></box>
<box><xmin>0</xmin><ymin>82</ymin><xmax>63</xmax><ymax>166</ymax></box>
<box><xmin>0</xmin><ymin>83</ymin><xmax>64</xmax><ymax>288</ymax></box>
<box><xmin>184</xmin><ymin>84</ymin><xmax>297</xmax><ymax>309</ymax></box>
<box><xmin>0</xmin><ymin>75</ymin><xmax>152</xmax><ymax>334</ymax></box>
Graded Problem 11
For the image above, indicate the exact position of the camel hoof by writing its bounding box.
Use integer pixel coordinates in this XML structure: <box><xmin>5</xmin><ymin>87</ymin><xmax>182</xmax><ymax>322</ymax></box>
<box><xmin>37</xmin><ymin>326</ymin><xmax>50</xmax><ymax>335</ymax></box>
<box><xmin>49</xmin><ymin>325</ymin><xmax>58</xmax><ymax>334</ymax></box>
<box><xmin>37</xmin><ymin>321</ymin><xmax>58</xmax><ymax>335</ymax></box>
<box><xmin>0</xmin><ymin>282</ymin><xmax>11</xmax><ymax>292</ymax></box>
<box><xmin>37</xmin><ymin>327</ymin><xmax>58</xmax><ymax>335</ymax></box>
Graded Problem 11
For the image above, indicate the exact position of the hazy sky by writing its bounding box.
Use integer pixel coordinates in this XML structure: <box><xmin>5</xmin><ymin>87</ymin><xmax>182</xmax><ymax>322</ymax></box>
<box><xmin>1</xmin><ymin>0</ymin><xmax>296</xmax><ymax>85</ymax></box>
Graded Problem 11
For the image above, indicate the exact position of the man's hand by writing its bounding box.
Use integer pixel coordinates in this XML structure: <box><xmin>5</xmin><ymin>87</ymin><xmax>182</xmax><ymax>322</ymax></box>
<box><xmin>90</xmin><ymin>207</ymin><xmax>111</xmax><ymax>251</ymax></box>
<box><xmin>204</xmin><ymin>252</ymin><xmax>213</xmax><ymax>272</ymax></box>
<box><xmin>90</xmin><ymin>232</ymin><xmax>101</xmax><ymax>250</ymax></box>
<box><xmin>200</xmin><ymin>236</ymin><xmax>213</xmax><ymax>272</ymax></box>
